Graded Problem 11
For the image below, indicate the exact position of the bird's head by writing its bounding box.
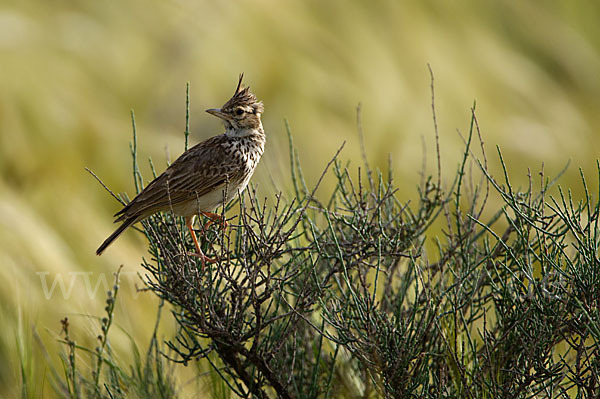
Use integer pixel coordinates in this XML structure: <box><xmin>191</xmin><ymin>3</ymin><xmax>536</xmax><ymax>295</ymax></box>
<box><xmin>206</xmin><ymin>74</ymin><xmax>264</xmax><ymax>134</ymax></box>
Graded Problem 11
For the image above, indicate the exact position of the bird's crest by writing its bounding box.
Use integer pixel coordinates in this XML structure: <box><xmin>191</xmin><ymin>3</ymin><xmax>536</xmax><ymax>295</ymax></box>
<box><xmin>223</xmin><ymin>73</ymin><xmax>263</xmax><ymax>113</ymax></box>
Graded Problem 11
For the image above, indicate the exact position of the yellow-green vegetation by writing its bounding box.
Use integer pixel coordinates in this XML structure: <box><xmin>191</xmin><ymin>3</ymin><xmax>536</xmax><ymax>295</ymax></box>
<box><xmin>1</xmin><ymin>0</ymin><xmax>600</xmax><ymax>398</ymax></box>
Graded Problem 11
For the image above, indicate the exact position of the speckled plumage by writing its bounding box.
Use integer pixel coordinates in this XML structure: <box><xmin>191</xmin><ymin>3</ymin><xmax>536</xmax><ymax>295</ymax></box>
<box><xmin>97</xmin><ymin>75</ymin><xmax>265</xmax><ymax>258</ymax></box>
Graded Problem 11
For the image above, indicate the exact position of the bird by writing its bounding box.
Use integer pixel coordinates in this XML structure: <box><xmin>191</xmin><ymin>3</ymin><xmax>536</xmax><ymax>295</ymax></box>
<box><xmin>96</xmin><ymin>74</ymin><xmax>265</xmax><ymax>264</ymax></box>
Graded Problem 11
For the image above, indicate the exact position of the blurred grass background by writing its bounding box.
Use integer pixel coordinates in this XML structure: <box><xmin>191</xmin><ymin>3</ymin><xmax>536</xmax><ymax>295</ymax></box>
<box><xmin>1</xmin><ymin>0</ymin><xmax>599</xmax><ymax>396</ymax></box>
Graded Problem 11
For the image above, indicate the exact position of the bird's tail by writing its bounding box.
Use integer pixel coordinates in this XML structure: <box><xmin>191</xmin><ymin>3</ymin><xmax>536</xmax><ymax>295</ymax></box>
<box><xmin>96</xmin><ymin>217</ymin><xmax>137</xmax><ymax>256</ymax></box>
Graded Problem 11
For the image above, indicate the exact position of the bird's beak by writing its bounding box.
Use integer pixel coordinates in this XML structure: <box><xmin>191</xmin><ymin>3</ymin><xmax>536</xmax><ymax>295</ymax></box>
<box><xmin>206</xmin><ymin>108</ymin><xmax>230</xmax><ymax>120</ymax></box>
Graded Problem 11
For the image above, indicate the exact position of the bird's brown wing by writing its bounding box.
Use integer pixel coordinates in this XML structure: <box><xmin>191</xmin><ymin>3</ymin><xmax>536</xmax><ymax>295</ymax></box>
<box><xmin>115</xmin><ymin>135</ymin><xmax>245</xmax><ymax>221</ymax></box>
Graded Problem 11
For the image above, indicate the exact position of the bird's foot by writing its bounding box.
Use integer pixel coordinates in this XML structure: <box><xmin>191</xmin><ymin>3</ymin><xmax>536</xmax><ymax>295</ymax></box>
<box><xmin>200</xmin><ymin>212</ymin><xmax>228</xmax><ymax>232</ymax></box>
<box><xmin>187</xmin><ymin>251</ymin><xmax>216</xmax><ymax>266</ymax></box>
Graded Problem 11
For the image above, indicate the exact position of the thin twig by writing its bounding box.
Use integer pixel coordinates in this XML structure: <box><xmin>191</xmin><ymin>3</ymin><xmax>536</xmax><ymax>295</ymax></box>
<box><xmin>85</xmin><ymin>167</ymin><xmax>127</xmax><ymax>206</ymax></box>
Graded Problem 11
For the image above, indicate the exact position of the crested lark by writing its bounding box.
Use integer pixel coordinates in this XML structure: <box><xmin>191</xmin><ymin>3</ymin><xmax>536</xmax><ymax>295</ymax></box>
<box><xmin>97</xmin><ymin>74</ymin><xmax>265</xmax><ymax>263</ymax></box>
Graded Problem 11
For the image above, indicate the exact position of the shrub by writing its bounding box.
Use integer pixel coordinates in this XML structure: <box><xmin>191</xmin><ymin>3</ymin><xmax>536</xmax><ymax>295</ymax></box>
<box><xmin>57</xmin><ymin>82</ymin><xmax>600</xmax><ymax>398</ymax></box>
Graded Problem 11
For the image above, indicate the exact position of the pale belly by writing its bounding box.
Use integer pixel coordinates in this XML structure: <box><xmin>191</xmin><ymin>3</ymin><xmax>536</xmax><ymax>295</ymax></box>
<box><xmin>169</xmin><ymin>175</ymin><xmax>252</xmax><ymax>217</ymax></box>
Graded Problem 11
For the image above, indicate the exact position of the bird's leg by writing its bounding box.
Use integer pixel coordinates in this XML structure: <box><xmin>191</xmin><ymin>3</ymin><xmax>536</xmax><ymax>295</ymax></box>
<box><xmin>200</xmin><ymin>211</ymin><xmax>228</xmax><ymax>233</ymax></box>
<box><xmin>185</xmin><ymin>215</ymin><xmax>215</xmax><ymax>266</ymax></box>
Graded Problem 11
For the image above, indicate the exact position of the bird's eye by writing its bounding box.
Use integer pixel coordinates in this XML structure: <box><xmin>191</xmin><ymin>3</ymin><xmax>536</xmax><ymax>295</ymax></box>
<box><xmin>235</xmin><ymin>108</ymin><xmax>244</xmax><ymax>116</ymax></box>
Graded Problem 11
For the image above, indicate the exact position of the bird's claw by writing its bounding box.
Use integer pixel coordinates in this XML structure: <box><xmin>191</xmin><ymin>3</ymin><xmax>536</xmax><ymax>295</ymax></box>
<box><xmin>187</xmin><ymin>252</ymin><xmax>216</xmax><ymax>266</ymax></box>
